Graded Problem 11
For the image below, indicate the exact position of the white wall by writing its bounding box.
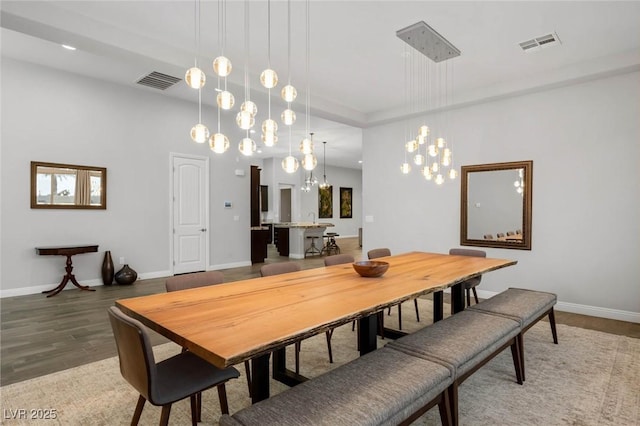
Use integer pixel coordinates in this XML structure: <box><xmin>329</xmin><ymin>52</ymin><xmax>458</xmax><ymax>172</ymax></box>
<box><xmin>363</xmin><ymin>71</ymin><xmax>640</xmax><ymax>321</ymax></box>
<box><xmin>0</xmin><ymin>58</ymin><xmax>259</xmax><ymax>295</ymax></box>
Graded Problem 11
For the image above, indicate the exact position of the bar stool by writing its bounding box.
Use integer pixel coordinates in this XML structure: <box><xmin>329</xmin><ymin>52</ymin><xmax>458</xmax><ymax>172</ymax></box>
<box><xmin>305</xmin><ymin>236</ymin><xmax>322</xmax><ymax>257</ymax></box>
<box><xmin>321</xmin><ymin>232</ymin><xmax>340</xmax><ymax>255</ymax></box>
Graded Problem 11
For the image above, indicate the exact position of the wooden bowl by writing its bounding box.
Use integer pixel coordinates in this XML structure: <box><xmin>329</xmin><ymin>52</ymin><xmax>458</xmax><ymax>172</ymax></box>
<box><xmin>352</xmin><ymin>261</ymin><xmax>389</xmax><ymax>278</ymax></box>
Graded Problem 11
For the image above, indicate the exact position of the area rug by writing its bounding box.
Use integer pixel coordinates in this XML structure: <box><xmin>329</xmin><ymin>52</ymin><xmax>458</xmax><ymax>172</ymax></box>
<box><xmin>1</xmin><ymin>300</ymin><xmax>638</xmax><ymax>425</ymax></box>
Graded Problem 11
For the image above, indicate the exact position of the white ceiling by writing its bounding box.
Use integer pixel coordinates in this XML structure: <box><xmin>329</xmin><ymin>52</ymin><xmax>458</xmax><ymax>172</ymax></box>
<box><xmin>2</xmin><ymin>1</ymin><xmax>640</xmax><ymax>169</ymax></box>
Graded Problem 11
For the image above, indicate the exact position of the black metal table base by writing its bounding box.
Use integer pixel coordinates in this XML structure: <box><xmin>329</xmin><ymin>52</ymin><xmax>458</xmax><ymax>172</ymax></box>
<box><xmin>251</xmin><ymin>283</ymin><xmax>464</xmax><ymax>404</ymax></box>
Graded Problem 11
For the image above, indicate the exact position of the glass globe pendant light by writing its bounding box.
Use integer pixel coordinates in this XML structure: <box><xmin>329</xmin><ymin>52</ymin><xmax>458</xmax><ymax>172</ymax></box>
<box><xmin>262</xmin><ymin>131</ymin><xmax>278</xmax><ymax>147</ymax></box>
<box><xmin>406</xmin><ymin>139</ymin><xmax>418</xmax><ymax>153</ymax></box>
<box><xmin>301</xmin><ymin>153</ymin><xmax>317</xmax><ymax>171</ymax></box>
<box><xmin>448</xmin><ymin>168</ymin><xmax>458</xmax><ymax>180</ymax></box>
<box><xmin>236</xmin><ymin>110</ymin><xmax>255</xmax><ymax>130</ymax></box>
<box><xmin>262</xmin><ymin>119</ymin><xmax>277</xmax><ymax>134</ymax></box>
<box><xmin>213</xmin><ymin>56</ymin><xmax>232</xmax><ymax>77</ymax></box>
<box><xmin>281</xmin><ymin>0</ymin><xmax>297</xmax><ymax>126</ymax></box>
<box><xmin>282</xmin><ymin>155</ymin><xmax>299</xmax><ymax>173</ymax></box>
<box><xmin>435</xmin><ymin>174</ymin><xmax>445</xmax><ymax>185</ymax></box>
<box><xmin>414</xmin><ymin>154</ymin><xmax>425</xmax><ymax>166</ymax></box>
<box><xmin>209</xmin><ymin>133</ymin><xmax>229</xmax><ymax>153</ymax></box>
<box><xmin>238</xmin><ymin>136</ymin><xmax>256</xmax><ymax>156</ymax></box>
<box><xmin>422</xmin><ymin>166</ymin><xmax>433</xmax><ymax>180</ymax></box>
<box><xmin>300</xmin><ymin>133</ymin><xmax>314</xmax><ymax>155</ymax></box>
<box><xmin>281</xmin><ymin>85</ymin><xmax>297</xmax><ymax>103</ymax></box>
<box><xmin>217</xmin><ymin>90</ymin><xmax>235</xmax><ymax>110</ymax></box>
<box><xmin>185</xmin><ymin>67</ymin><xmax>205</xmax><ymax>89</ymax></box>
<box><xmin>261</xmin><ymin>69</ymin><xmax>278</xmax><ymax>89</ymax></box>
<box><xmin>241</xmin><ymin>100</ymin><xmax>257</xmax><ymax>116</ymax></box>
<box><xmin>281</xmin><ymin>109</ymin><xmax>296</xmax><ymax>126</ymax></box>
<box><xmin>400</xmin><ymin>162</ymin><xmax>411</xmax><ymax>174</ymax></box>
<box><xmin>190</xmin><ymin>123</ymin><xmax>209</xmax><ymax>144</ymax></box>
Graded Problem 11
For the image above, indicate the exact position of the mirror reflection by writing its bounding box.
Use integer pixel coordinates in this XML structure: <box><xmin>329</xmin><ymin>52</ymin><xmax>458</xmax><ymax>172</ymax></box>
<box><xmin>460</xmin><ymin>161</ymin><xmax>532</xmax><ymax>250</ymax></box>
<box><xmin>31</xmin><ymin>161</ymin><xmax>107</xmax><ymax>209</ymax></box>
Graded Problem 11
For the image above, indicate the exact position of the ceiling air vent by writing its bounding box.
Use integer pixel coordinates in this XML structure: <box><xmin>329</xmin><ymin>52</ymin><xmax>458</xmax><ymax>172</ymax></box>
<box><xmin>136</xmin><ymin>71</ymin><xmax>182</xmax><ymax>90</ymax></box>
<box><xmin>519</xmin><ymin>32</ymin><xmax>561</xmax><ymax>52</ymax></box>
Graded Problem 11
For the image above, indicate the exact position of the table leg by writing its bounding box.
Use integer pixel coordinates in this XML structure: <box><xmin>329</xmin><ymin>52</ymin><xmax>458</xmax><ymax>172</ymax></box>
<box><xmin>42</xmin><ymin>255</ymin><xmax>96</xmax><ymax>297</ymax></box>
<box><xmin>451</xmin><ymin>283</ymin><xmax>465</xmax><ymax>314</ymax></box>
<box><xmin>251</xmin><ymin>353</ymin><xmax>271</xmax><ymax>404</ymax></box>
<box><xmin>358</xmin><ymin>314</ymin><xmax>377</xmax><ymax>356</ymax></box>
<box><xmin>271</xmin><ymin>346</ymin><xmax>308</xmax><ymax>391</ymax></box>
<box><xmin>433</xmin><ymin>291</ymin><xmax>443</xmax><ymax>322</ymax></box>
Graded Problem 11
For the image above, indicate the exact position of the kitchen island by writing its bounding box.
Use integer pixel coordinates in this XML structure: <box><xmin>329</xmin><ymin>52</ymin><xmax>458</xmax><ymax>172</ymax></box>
<box><xmin>273</xmin><ymin>222</ymin><xmax>334</xmax><ymax>259</ymax></box>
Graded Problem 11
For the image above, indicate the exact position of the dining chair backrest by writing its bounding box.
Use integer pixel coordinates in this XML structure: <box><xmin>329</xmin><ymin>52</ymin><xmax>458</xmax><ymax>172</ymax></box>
<box><xmin>108</xmin><ymin>306</ymin><xmax>157</xmax><ymax>403</ymax></box>
<box><xmin>506</xmin><ymin>231</ymin><xmax>515</xmax><ymax>236</ymax></box>
<box><xmin>324</xmin><ymin>254</ymin><xmax>355</xmax><ymax>266</ymax></box>
<box><xmin>165</xmin><ymin>270</ymin><xmax>224</xmax><ymax>292</ymax></box>
<box><xmin>497</xmin><ymin>233</ymin><xmax>505</xmax><ymax>238</ymax></box>
<box><xmin>483</xmin><ymin>234</ymin><xmax>494</xmax><ymax>240</ymax></box>
<box><xmin>449</xmin><ymin>248</ymin><xmax>487</xmax><ymax>285</ymax></box>
<box><xmin>260</xmin><ymin>262</ymin><xmax>301</xmax><ymax>277</ymax></box>
<box><xmin>367</xmin><ymin>248</ymin><xmax>391</xmax><ymax>260</ymax></box>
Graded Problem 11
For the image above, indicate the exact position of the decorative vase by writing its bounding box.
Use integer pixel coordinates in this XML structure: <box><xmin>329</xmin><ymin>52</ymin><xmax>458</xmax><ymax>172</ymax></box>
<box><xmin>101</xmin><ymin>251</ymin><xmax>114</xmax><ymax>285</ymax></box>
<box><xmin>115</xmin><ymin>264</ymin><xmax>137</xmax><ymax>285</ymax></box>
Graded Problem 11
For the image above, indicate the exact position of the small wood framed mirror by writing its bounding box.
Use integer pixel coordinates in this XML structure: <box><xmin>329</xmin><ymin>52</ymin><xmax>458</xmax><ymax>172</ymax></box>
<box><xmin>31</xmin><ymin>161</ymin><xmax>107</xmax><ymax>209</ymax></box>
<box><xmin>460</xmin><ymin>160</ymin><xmax>532</xmax><ymax>250</ymax></box>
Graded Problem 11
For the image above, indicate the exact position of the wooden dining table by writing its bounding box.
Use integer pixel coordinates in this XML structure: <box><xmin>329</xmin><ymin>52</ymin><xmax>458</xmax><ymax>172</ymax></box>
<box><xmin>116</xmin><ymin>251</ymin><xmax>516</xmax><ymax>403</ymax></box>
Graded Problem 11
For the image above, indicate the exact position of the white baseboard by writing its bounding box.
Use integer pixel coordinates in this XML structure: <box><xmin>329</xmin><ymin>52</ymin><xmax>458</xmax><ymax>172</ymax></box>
<box><xmin>138</xmin><ymin>270</ymin><xmax>171</xmax><ymax>281</ymax></box>
<box><xmin>0</xmin><ymin>278</ymin><xmax>103</xmax><ymax>298</ymax></box>
<box><xmin>336</xmin><ymin>234</ymin><xmax>358</xmax><ymax>239</ymax></box>
<box><xmin>477</xmin><ymin>289</ymin><xmax>640</xmax><ymax>324</ymax></box>
<box><xmin>209</xmin><ymin>260</ymin><xmax>252</xmax><ymax>270</ymax></box>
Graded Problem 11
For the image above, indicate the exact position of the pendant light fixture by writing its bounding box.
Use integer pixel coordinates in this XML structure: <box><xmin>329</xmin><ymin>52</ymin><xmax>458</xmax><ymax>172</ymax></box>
<box><xmin>282</xmin><ymin>125</ymin><xmax>299</xmax><ymax>173</ymax></box>
<box><xmin>261</xmin><ymin>0</ymin><xmax>278</xmax><ymax>148</ymax></box>
<box><xmin>299</xmin><ymin>0</ymin><xmax>316</xmax><ymax>170</ymax></box>
<box><xmin>210</xmin><ymin>0</ymin><xmax>230</xmax><ymax>153</ymax></box>
<box><xmin>281</xmin><ymin>0</ymin><xmax>296</xmax><ymax>127</ymax></box>
<box><xmin>237</xmin><ymin>0</ymin><xmax>256</xmax><ymax>156</ymax></box>
<box><xmin>186</xmin><ymin>0</ymin><xmax>209</xmax><ymax>144</ymax></box>
<box><xmin>395</xmin><ymin>21</ymin><xmax>460</xmax><ymax>184</ymax></box>
<box><xmin>319</xmin><ymin>141</ymin><xmax>330</xmax><ymax>189</ymax></box>
<box><xmin>214</xmin><ymin>0</ymin><xmax>234</xmax><ymax>111</ymax></box>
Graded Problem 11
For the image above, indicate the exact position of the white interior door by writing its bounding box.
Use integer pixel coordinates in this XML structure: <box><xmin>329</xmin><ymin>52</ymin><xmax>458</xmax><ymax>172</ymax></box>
<box><xmin>172</xmin><ymin>155</ymin><xmax>208</xmax><ymax>274</ymax></box>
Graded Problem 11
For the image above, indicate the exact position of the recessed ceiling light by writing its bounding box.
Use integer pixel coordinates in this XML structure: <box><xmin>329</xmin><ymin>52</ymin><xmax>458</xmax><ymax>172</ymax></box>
<box><xmin>61</xmin><ymin>44</ymin><xmax>76</xmax><ymax>51</ymax></box>
<box><xmin>249</xmin><ymin>129</ymin><xmax>256</xmax><ymax>134</ymax></box>
<box><xmin>358</xmin><ymin>160</ymin><xmax>363</xmax><ymax>164</ymax></box>
<box><xmin>257</xmin><ymin>149</ymin><xmax>263</xmax><ymax>154</ymax></box>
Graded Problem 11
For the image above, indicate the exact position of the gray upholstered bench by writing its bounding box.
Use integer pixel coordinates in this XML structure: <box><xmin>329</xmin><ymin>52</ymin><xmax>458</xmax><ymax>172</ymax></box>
<box><xmin>219</xmin><ymin>346</ymin><xmax>453</xmax><ymax>426</ymax></box>
<box><xmin>467</xmin><ymin>287</ymin><xmax>558</xmax><ymax>380</ymax></box>
<box><xmin>387</xmin><ymin>310</ymin><xmax>522</xmax><ymax>425</ymax></box>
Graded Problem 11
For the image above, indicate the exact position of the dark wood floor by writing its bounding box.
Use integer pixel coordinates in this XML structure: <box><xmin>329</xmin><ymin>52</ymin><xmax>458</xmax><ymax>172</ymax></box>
<box><xmin>1</xmin><ymin>238</ymin><xmax>638</xmax><ymax>386</ymax></box>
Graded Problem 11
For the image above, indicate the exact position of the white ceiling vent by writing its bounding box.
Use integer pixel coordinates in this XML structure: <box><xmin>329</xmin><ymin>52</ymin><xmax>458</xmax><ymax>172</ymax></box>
<box><xmin>136</xmin><ymin>71</ymin><xmax>181</xmax><ymax>90</ymax></box>
<box><xmin>519</xmin><ymin>32</ymin><xmax>561</xmax><ymax>52</ymax></box>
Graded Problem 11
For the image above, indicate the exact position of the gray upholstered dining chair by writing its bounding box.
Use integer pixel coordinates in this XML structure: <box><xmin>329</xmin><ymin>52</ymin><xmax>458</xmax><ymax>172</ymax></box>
<box><xmin>449</xmin><ymin>248</ymin><xmax>487</xmax><ymax>308</ymax></box>
<box><xmin>483</xmin><ymin>234</ymin><xmax>494</xmax><ymax>240</ymax></box>
<box><xmin>165</xmin><ymin>270</ymin><xmax>223</xmax><ymax>292</ymax></box>
<box><xmin>368</xmin><ymin>248</ymin><xmax>419</xmax><ymax>330</ymax></box>
<box><xmin>165</xmin><ymin>271</ymin><xmax>252</xmax><ymax>398</ymax></box>
<box><xmin>323</xmin><ymin>253</ymin><xmax>355</xmax><ymax>266</ymax></box>
<box><xmin>260</xmin><ymin>262</ymin><xmax>334</xmax><ymax>372</ymax></box>
<box><xmin>108</xmin><ymin>306</ymin><xmax>239</xmax><ymax>426</ymax></box>
<box><xmin>259</xmin><ymin>262</ymin><xmax>301</xmax><ymax>277</ymax></box>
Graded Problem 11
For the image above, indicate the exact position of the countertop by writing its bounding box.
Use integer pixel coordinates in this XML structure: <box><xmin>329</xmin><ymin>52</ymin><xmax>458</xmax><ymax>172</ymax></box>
<box><xmin>273</xmin><ymin>222</ymin><xmax>334</xmax><ymax>228</ymax></box>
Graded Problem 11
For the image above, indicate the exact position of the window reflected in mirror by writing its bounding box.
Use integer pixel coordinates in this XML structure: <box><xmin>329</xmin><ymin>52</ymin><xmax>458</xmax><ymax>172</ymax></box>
<box><xmin>460</xmin><ymin>161</ymin><xmax>532</xmax><ymax>250</ymax></box>
<box><xmin>31</xmin><ymin>162</ymin><xmax>107</xmax><ymax>209</ymax></box>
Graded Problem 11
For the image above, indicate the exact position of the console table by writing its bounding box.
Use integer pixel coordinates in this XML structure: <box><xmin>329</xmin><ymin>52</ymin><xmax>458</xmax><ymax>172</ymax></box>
<box><xmin>35</xmin><ymin>244</ymin><xmax>99</xmax><ymax>297</ymax></box>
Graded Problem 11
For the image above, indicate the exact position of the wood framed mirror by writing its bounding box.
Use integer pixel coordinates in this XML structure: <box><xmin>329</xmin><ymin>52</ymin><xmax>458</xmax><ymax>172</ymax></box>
<box><xmin>460</xmin><ymin>160</ymin><xmax>532</xmax><ymax>250</ymax></box>
<box><xmin>31</xmin><ymin>161</ymin><xmax>107</xmax><ymax>209</ymax></box>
